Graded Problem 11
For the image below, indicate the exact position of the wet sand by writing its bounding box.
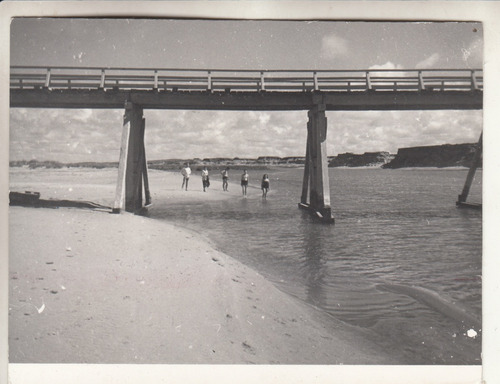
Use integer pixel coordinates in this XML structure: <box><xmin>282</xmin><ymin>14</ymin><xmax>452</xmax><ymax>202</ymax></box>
<box><xmin>9</xmin><ymin>167</ymin><xmax>402</xmax><ymax>364</ymax></box>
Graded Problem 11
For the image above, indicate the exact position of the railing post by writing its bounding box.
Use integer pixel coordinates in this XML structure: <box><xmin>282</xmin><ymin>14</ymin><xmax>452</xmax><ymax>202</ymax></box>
<box><xmin>471</xmin><ymin>70</ymin><xmax>479</xmax><ymax>91</ymax></box>
<box><xmin>68</xmin><ymin>79</ymin><xmax>71</xmax><ymax>90</ymax></box>
<box><xmin>154</xmin><ymin>70</ymin><xmax>159</xmax><ymax>91</ymax></box>
<box><xmin>207</xmin><ymin>71</ymin><xmax>212</xmax><ymax>92</ymax></box>
<box><xmin>366</xmin><ymin>71</ymin><xmax>372</xmax><ymax>91</ymax></box>
<box><xmin>418</xmin><ymin>71</ymin><xmax>426</xmax><ymax>91</ymax></box>
<box><xmin>44</xmin><ymin>68</ymin><xmax>51</xmax><ymax>88</ymax></box>
<box><xmin>100</xmin><ymin>69</ymin><xmax>106</xmax><ymax>89</ymax></box>
<box><xmin>260</xmin><ymin>71</ymin><xmax>265</xmax><ymax>91</ymax></box>
<box><xmin>313</xmin><ymin>72</ymin><xmax>319</xmax><ymax>91</ymax></box>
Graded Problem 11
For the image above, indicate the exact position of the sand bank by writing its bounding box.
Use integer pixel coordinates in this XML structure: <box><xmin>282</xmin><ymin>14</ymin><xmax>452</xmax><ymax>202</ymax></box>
<box><xmin>9</xmin><ymin>167</ymin><xmax>400</xmax><ymax>364</ymax></box>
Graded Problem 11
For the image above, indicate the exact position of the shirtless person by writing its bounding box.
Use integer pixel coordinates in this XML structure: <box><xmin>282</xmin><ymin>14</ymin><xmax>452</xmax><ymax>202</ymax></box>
<box><xmin>241</xmin><ymin>170</ymin><xmax>249</xmax><ymax>196</ymax></box>
<box><xmin>181</xmin><ymin>163</ymin><xmax>191</xmax><ymax>191</ymax></box>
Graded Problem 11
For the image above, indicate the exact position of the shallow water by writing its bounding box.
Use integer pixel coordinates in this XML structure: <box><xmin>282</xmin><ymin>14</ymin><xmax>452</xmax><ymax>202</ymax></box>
<box><xmin>149</xmin><ymin>167</ymin><xmax>482</xmax><ymax>364</ymax></box>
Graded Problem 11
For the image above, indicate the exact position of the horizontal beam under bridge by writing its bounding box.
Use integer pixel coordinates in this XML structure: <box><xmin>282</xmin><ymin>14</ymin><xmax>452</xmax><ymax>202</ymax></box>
<box><xmin>10</xmin><ymin>89</ymin><xmax>482</xmax><ymax>111</ymax></box>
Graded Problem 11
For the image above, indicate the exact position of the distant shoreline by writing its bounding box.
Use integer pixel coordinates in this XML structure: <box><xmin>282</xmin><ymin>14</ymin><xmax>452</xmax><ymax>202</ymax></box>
<box><xmin>10</xmin><ymin>141</ymin><xmax>480</xmax><ymax>170</ymax></box>
<box><xmin>8</xmin><ymin>162</ymin><xmax>478</xmax><ymax>171</ymax></box>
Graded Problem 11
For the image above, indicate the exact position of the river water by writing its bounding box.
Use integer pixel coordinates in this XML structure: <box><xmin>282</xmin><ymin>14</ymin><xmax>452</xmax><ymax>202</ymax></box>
<box><xmin>148</xmin><ymin>167</ymin><xmax>482</xmax><ymax>365</ymax></box>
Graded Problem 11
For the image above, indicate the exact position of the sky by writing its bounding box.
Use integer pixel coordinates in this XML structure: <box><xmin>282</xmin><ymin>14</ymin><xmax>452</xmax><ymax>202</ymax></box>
<box><xmin>9</xmin><ymin>18</ymin><xmax>484</xmax><ymax>162</ymax></box>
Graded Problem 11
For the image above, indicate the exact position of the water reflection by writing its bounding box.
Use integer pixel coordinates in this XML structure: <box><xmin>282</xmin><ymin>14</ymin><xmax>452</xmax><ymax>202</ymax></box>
<box><xmin>298</xmin><ymin>216</ymin><xmax>330</xmax><ymax>308</ymax></box>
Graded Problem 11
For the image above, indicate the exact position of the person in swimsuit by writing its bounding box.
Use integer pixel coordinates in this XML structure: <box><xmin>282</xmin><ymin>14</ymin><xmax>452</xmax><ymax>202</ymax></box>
<box><xmin>201</xmin><ymin>166</ymin><xmax>209</xmax><ymax>192</ymax></box>
<box><xmin>241</xmin><ymin>170</ymin><xmax>249</xmax><ymax>196</ymax></box>
<box><xmin>221</xmin><ymin>167</ymin><xmax>229</xmax><ymax>191</ymax></box>
<box><xmin>261</xmin><ymin>174</ymin><xmax>270</xmax><ymax>198</ymax></box>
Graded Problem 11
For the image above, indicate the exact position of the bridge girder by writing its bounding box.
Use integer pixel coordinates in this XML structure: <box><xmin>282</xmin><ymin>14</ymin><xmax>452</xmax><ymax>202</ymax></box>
<box><xmin>10</xmin><ymin>89</ymin><xmax>482</xmax><ymax>111</ymax></box>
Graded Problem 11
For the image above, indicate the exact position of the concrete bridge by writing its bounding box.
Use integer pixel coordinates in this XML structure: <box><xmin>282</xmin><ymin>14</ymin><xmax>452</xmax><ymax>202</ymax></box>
<box><xmin>10</xmin><ymin>66</ymin><xmax>483</xmax><ymax>221</ymax></box>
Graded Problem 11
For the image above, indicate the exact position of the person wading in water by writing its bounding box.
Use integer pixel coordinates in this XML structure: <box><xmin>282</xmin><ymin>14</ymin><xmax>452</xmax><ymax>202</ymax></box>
<box><xmin>201</xmin><ymin>166</ymin><xmax>210</xmax><ymax>192</ymax></box>
<box><xmin>261</xmin><ymin>174</ymin><xmax>270</xmax><ymax>198</ymax></box>
<box><xmin>221</xmin><ymin>167</ymin><xmax>229</xmax><ymax>191</ymax></box>
<box><xmin>241</xmin><ymin>170</ymin><xmax>249</xmax><ymax>197</ymax></box>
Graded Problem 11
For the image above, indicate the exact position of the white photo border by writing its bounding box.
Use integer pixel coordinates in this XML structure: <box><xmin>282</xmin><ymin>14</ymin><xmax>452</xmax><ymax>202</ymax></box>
<box><xmin>1</xmin><ymin>2</ymin><xmax>498</xmax><ymax>384</ymax></box>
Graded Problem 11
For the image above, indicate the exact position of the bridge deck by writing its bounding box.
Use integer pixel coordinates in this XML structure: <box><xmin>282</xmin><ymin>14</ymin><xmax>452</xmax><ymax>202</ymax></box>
<box><xmin>10</xmin><ymin>66</ymin><xmax>483</xmax><ymax>110</ymax></box>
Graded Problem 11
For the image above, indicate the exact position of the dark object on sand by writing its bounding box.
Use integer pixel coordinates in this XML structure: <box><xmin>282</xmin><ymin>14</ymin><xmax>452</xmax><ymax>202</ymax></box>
<box><xmin>9</xmin><ymin>191</ymin><xmax>41</xmax><ymax>206</ymax></box>
<box><xmin>9</xmin><ymin>191</ymin><xmax>111</xmax><ymax>211</ymax></box>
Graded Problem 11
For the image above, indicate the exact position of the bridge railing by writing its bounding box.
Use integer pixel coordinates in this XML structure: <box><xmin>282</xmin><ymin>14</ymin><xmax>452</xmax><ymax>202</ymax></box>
<box><xmin>10</xmin><ymin>66</ymin><xmax>483</xmax><ymax>93</ymax></box>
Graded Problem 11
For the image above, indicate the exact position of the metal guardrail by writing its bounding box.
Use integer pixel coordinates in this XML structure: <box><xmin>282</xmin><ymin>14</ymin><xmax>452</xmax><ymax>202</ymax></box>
<box><xmin>10</xmin><ymin>66</ymin><xmax>483</xmax><ymax>93</ymax></box>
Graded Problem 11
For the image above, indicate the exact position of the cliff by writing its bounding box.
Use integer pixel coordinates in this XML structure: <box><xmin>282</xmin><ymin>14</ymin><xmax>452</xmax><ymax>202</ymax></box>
<box><xmin>382</xmin><ymin>143</ymin><xmax>480</xmax><ymax>169</ymax></box>
<box><xmin>328</xmin><ymin>152</ymin><xmax>394</xmax><ymax>168</ymax></box>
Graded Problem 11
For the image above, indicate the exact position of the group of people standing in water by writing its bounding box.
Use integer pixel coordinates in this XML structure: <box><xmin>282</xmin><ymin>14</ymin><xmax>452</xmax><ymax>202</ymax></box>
<box><xmin>181</xmin><ymin>163</ymin><xmax>270</xmax><ymax>198</ymax></box>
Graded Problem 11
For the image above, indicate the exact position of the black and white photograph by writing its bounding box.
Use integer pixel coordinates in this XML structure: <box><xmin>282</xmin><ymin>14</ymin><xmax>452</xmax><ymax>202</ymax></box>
<box><xmin>2</xmin><ymin>2</ymin><xmax>499</xmax><ymax>384</ymax></box>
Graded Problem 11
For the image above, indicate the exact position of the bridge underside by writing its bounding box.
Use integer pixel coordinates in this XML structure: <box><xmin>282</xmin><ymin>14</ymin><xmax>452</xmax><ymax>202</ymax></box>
<box><xmin>10</xmin><ymin>87</ymin><xmax>483</xmax><ymax>221</ymax></box>
<box><xmin>10</xmin><ymin>89</ymin><xmax>482</xmax><ymax>111</ymax></box>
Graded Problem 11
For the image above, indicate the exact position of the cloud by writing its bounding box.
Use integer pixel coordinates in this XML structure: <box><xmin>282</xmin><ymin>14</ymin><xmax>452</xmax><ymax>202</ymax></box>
<box><xmin>368</xmin><ymin>62</ymin><xmax>403</xmax><ymax>71</ymax></box>
<box><xmin>320</xmin><ymin>34</ymin><xmax>349</xmax><ymax>60</ymax></box>
<box><xmin>416</xmin><ymin>53</ymin><xmax>440</xmax><ymax>69</ymax></box>
<box><xmin>325</xmin><ymin>110</ymin><xmax>482</xmax><ymax>156</ymax></box>
<box><xmin>143</xmin><ymin>110</ymin><xmax>307</xmax><ymax>160</ymax></box>
<box><xmin>10</xmin><ymin>107</ymin><xmax>482</xmax><ymax>163</ymax></box>
<box><xmin>10</xmin><ymin>108</ymin><xmax>122</xmax><ymax>163</ymax></box>
<box><xmin>367</xmin><ymin>62</ymin><xmax>410</xmax><ymax>80</ymax></box>
<box><xmin>461</xmin><ymin>38</ymin><xmax>483</xmax><ymax>68</ymax></box>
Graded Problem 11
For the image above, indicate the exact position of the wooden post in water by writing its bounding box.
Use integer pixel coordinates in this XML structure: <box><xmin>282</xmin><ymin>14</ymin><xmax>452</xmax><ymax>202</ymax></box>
<box><xmin>141</xmin><ymin>117</ymin><xmax>152</xmax><ymax>207</ymax></box>
<box><xmin>300</xmin><ymin>121</ymin><xmax>311</xmax><ymax>205</ymax></box>
<box><xmin>113</xmin><ymin>101</ymin><xmax>147</xmax><ymax>213</ymax></box>
<box><xmin>457</xmin><ymin>132</ymin><xmax>482</xmax><ymax>208</ymax></box>
<box><xmin>299</xmin><ymin>103</ymin><xmax>334</xmax><ymax>222</ymax></box>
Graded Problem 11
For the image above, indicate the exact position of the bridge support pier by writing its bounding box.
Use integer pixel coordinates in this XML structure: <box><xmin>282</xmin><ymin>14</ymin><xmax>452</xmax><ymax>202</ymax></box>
<box><xmin>113</xmin><ymin>102</ymin><xmax>151</xmax><ymax>213</ymax></box>
<box><xmin>456</xmin><ymin>131</ymin><xmax>482</xmax><ymax>209</ymax></box>
<box><xmin>299</xmin><ymin>104</ymin><xmax>334</xmax><ymax>223</ymax></box>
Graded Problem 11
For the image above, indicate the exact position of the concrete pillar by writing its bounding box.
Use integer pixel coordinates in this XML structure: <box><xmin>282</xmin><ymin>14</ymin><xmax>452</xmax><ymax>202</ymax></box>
<box><xmin>113</xmin><ymin>101</ymin><xmax>146</xmax><ymax>213</ymax></box>
<box><xmin>299</xmin><ymin>104</ymin><xmax>334</xmax><ymax>222</ymax></box>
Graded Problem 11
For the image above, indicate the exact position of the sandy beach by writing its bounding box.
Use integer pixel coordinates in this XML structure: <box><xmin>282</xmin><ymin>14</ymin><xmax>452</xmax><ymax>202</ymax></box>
<box><xmin>9</xmin><ymin>167</ymin><xmax>403</xmax><ymax>364</ymax></box>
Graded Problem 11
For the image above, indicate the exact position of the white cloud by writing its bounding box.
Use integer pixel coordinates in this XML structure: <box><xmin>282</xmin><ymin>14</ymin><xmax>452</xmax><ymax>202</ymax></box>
<box><xmin>367</xmin><ymin>62</ymin><xmax>410</xmax><ymax>79</ymax></box>
<box><xmin>416</xmin><ymin>53</ymin><xmax>440</xmax><ymax>69</ymax></box>
<box><xmin>369</xmin><ymin>62</ymin><xmax>403</xmax><ymax>71</ymax></box>
<box><xmin>10</xmin><ymin>107</ymin><xmax>482</xmax><ymax>163</ymax></box>
<box><xmin>462</xmin><ymin>38</ymin><xmax>483</xmax><ymax>68</ymax></box>
<box><xmin>326</xmin><ymin>110</ymin><xmax>482</xmax><ymax>155</ymax></box>
<box><xmin>9</xmin><ymin>108</ymin><xmax>122</xmax><ymax>163</ymax></box>
<box><xmin>320</xmin><ymin>34</ymin><xmax>349</xmax><ymax>60</ymax></box>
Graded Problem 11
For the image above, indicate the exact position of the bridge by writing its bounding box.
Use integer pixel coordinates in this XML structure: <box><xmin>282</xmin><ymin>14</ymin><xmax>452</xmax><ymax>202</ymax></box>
<box><xmin>10</xmin><ymin>66</ymin><xmax>483</xmax><ymax>221</ymax></box>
